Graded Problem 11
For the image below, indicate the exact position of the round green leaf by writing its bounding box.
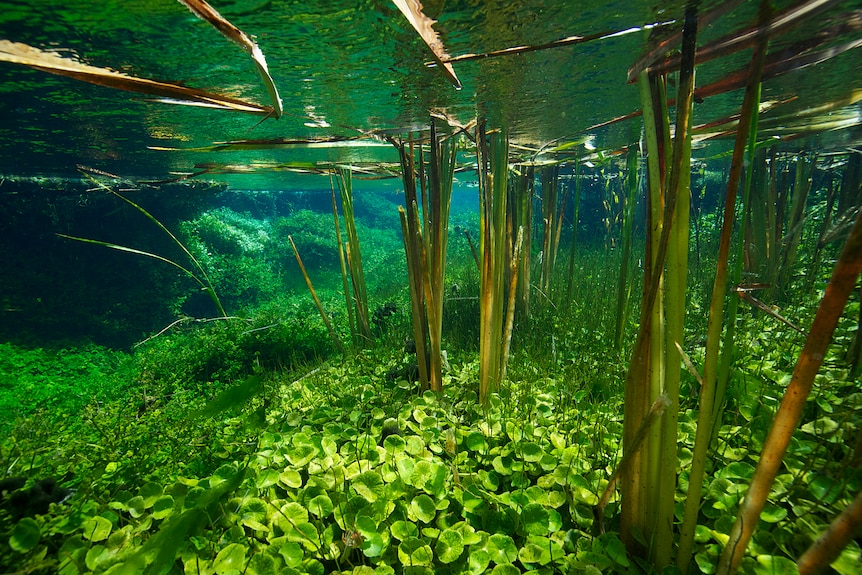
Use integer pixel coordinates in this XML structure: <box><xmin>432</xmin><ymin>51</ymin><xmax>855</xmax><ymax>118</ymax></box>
<box><xmin>307</xmin><ymin>494</ymin><xmax>333</xmax><ymax>518</ymax></box>
<box><xmin>353</xmin><ymin>471</ymin><xmax>384</xmax><ymax>502</ymax></box>
<box><xmin>279</xmin><ymin>469</ymin><xmax>303</xmax><ymax>489</ymax></box>
<box><xmin>760</xmin><ymin>504</ymin><xmax>788</xmax><ymax>523</ymax></box>
<box><xmin>398</xmin><ymin>537</ymin><xmax>433</xmax><ymax>566</ymax></box>
<box><xmin>9</xmin><ymin>517</ymin><xmax>40</xmax><ymax>552</ymax></box>
<box><xmin>391</xmin><ymin>520</ymin><xmax>419</xmax><ymax>541</ymax></box>
<box><xmin>411</xmin><ymin>494</ymin><xmax>436</xmax><ymax>523</ymax></box>
<box><xmin>126</xmin><ymin>495</ymin><xmax>145</xmax><ymax>518</ymax></box>
<box><xmin>520</xmin><ymin>442</ymin><xmax>543</xmax><ymax>462</ymax></box>
<box><xmin>435</xmin><ymin>528</ymin><xmax>464</xmax><ymax>563</ymax></box>
<box><xmin>278</xmin><ymin>541</ymin><xmax>304</xmax><ymax>567</ymax></box>
<box><xmin>213</xmin><ymin>543</ymin><xmax>248</xmax><ymax>575</ymax></box>
<box><xmin>468</xmin><ymin>548</ymin><xmax>491</xmax><ymax>574</ymax></box>
<box><xmin>485</xmin><ymin>534</ymin><xmax>518</xmax><ymax>564</ymax></box>
<box><xmin>82</xmin><ymin>516</ymin><xmax>112</xmax><ymax>542</ymax></box>
<box><xmin>286</xmin><ymin>445</ymin><xmax>317</xmax><ymax>467</ymax></box>
<box><xmin>520</xmin><ymin>503</ymin><xmax>550</xmax><ymax>535</ymax></box>
<box><xmin>152</xmin><ymin>495</ymin><xmax>175</xmax><ymax>520</ymax></box>
<box><xmin>490</xmin><ymin>564</ymin><xmax>521</xmax><ymax>575</ymax></box>
<box><xmin>384</xmin><ymin>434</ymin><xmax>406</xmax><ymax>454</ymax></box>
<box><xmin>246</xmin><ymin>552</ymin><xmax>277</xmax><ymax>575</ymax></box>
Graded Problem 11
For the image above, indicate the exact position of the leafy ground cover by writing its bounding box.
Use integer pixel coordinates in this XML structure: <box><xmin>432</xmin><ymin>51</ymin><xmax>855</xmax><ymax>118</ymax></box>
<box><xmin>1</xmin><ymin>302</ymin><xmax>860</xmax><ymax>574</ymax></box>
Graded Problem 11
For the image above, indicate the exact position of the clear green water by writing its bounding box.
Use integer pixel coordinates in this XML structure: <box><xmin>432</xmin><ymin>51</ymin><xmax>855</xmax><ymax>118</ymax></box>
<box><xmin>0</xmin><ymin>0</ymin><xmax>859</xmax><ymax>187</ymax></box>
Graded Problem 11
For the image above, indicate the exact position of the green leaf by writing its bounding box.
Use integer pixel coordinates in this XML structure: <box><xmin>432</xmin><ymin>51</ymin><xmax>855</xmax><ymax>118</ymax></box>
<box><xmin>246</xmin><ymin>552</ymin><xmax>277</xmax><ymax>575</ymax></box>
<box><xmin>307</xmin><ymin>494</ymin><xmax>333</xmax><ymax>518</ymax></box>
<box><xmin>241</xmin><ymin>498</ymin><xmax>269</xmax><ymax>531</ymax></box>
<box><xmin>520</xmin><ymin>442</ymin><xmax>543</xmax><ymax>462</ymax></box>
<box><xmin>717</xmin><ymin>462</ymin><xmax>755</xmax><ymax>481</ymax></box>
<box><xmin>754</xmin><ymin>555</ymin><xmax>798</xmax><ymax>575</ymax></box>
<box><xmin>808</xmin><ymin>474</ymin><xmax>842</xmax><ymax>505</ymax></box>
<box><xmin>384</xmin><ymin>434</ymin><xmax>406</xmax><ymax>454</ymax></box>
<box><xmin>139</xmin><ymin>483</ymin><xmax>164</xmax><ymax>508</ymax></box>
<box><xmin>280</xmin><ymin>469</ymin><xmax>303</xmax><ymax>489</ymax></box>
<box><xmin>518</xmin><ymin>543</ymin><xmax>551</xmax><ymax>565</ymax></box>
<box><xmin>520</xmin><ymin>503</ymin><xmax>550</xmax><ymax>535</ymax></box>
<box><xmin>82</xmin><ymin>516</ymin><xmax>113</xmax><ymax>542</ymax></box>
<box><xmin>398</xmin><ymin>537</ymin><xmax>433</xmax><ymax>566</ymax></box>
<box><xmin>286</xmin><ymin>444</ymin><xmax>318</xmax><ymax>467</ymax></box>
<box><xmin>465</xmin><ymin>432</ymin><xmax>487</xmax><ymax>452</ymax></box>
<box><xmin>152</xmin><ymin>495</ymin><xmax>175</xmax><ymax>520</ymax></box>
<box><xmin>278</xmin><ymin>541</ymin><xmax>304</xmax><ymax>567</ymax></box>
<box><xmin>800</xmin><ymin>417</ymin><xmax>839</xmax><ymax>436</ymax></box>
<box><xmin>485</xmin><ymin>533</ymin><xmax>518</xmax><ymax>564</ymax></box>
<box><xmin>213</xmin><ymin>543</ymin><xmax>248</xmax><ymax>575</ymax></box>
<box><xmin>601</xmin><ymin>533</ymin><xmax>629</xmax><ymax>567</ymax></box>
<box><xmin>760</xmin><ymin>504</ymin><xmax>788</xmax><ymax>523</ymax></box>
<box><xmin>390</xmin><ymin>520</ymin><xmax>419</xmax><ymax>541</ymax></box>
<box><xmin>9</xmin><ymin>517</ymin><xmax>40</xmax><ymax>552</ymax></box>
<box><xmin>411</xmin><ymin>494</ymin><xmax>436</xmax><ymax>523</ymax></box>
<box><xmin>435</xmin><ymin>528</ymin><xmax>464</xmax><ymax>563</ymax></box>
<box><xmin>85</xmin><ymin>545</ymin><xmax>108</xmax><ymax>571</ymax></box>
<box><xmin>353</xmin><ymin>471</ymin><xmax>384</xmax><ymax>502</ymax></box>
<box><xmin>126</xmin><ymin>496</ymin><xmax>146</xmax><ymax>518</ymax></box>
<box><xmin>468</xmin><ymin>549</ymin><xmax>491</xmax><ymax>574</ymax></box>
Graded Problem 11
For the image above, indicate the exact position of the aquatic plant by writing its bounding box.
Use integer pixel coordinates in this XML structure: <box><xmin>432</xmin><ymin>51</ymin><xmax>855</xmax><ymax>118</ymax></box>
<box><xmin>621</xmin><ymin>3</ymin><xmax>698</xmax><ymax>568</ymax></box>
<box><xmin>613</xmin><ymin>145</ymin><xmax>639</xmax><ymax>352</ymax></box>
<box><xmin>332</xmin><ymin>167</ymin><xmax>373</xmax><ymax>347</ymax></box>
<box><xmin>719</xmin><ymin>190</ymin><xmax>862</xmax><ymax>572</ymax></box>
<box><xmin>394</xmin><ymin>120</ymin><xmax>458</xmax><ymax>392</ymax></box>
<box><xmin>58</xmin><ymin>175</ymin><xmax>227</xmax><ymax>319</ymax></box>
<box><xmin>288</xmin><ymin>235</ymin><xmax>346</xmax><ymax>355</ymax></box>
<box><xmin>678</xmin><ymin>19</ymin><xmax>768</xmax><ymax>573</ymax></box>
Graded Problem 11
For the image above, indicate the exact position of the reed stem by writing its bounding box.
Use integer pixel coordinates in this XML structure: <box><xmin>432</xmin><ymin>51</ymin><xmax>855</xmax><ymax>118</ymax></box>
<box><xmin>288</xmin><ymin>235</ymin><xmax>345</xmax><ymax>355</ymax></box>
<box><xmin>677</xmin><ymin>18</ymin><xmax>767</xmax><ymax>572</ymax></box>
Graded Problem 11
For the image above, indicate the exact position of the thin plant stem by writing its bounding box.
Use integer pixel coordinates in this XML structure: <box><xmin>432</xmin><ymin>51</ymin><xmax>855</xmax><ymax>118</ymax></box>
<box><xmin>500</xmin><ymin>226</ymin><xmax>524</xmax><ymax>383</ymax></box>
<box><xmin>330</xmin><ymin>178</ymin><xmax>357</xmax><ymax>347</ymax></box>
<box><xmin>288</xmin><ymin>235</ymin><xmax>345</xmax><ymax>355</ymax></box>
<box><xmin>712</xmin><ymin>79</ymin><xmax>762</xmax><ymax>442</ymax></box>
<box><xmin>677</xmin><ymin>17</ymin><xmax>768</xmax><ymax>572</ymax></box>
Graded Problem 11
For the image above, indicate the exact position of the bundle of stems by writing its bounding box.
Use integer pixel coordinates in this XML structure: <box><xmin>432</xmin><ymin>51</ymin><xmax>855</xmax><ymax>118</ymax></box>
<box><xmin>393</xmin><ymin>120</ymin><xmax>457</xmax><ymax>392</ymax></box>
<box><xmin>397</xmin><ymin>146</ymin><xmax>431</xmax><ymax>390</ymax></box>
<box><xmin>539</xmin><ymin>166</ymin><xmax>566</xmax><ymax>298</ymax></box>
<box><xmin>621</xmin><ymin>3</ymin><xmax>698</xmax><ymax>568</ymax></box>
<box><xmin>677</xmin><ymin>12</ymin><xmax>768</xmax><ymax>572</ymax></box>
<box><xmin>332</xmin><ymin>167</ymin><xmax>372</xmax><ymax>346</ymax></box>
<box><xmin>478</xmin><ymin>123</ymin><xmax>515</xmax><ymax>404</ymax></box>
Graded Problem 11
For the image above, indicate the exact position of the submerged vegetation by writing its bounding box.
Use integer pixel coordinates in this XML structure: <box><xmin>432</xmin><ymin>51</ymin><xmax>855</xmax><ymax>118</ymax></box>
<box><xmin>1</xmin><ymin>0</ymin><xmax>862</xmax><ymax>574</ymax></box>
<box><xmin>1</xmin><ymin>148</ymin><xmax>861</xmax><ymax>574</ymax></box>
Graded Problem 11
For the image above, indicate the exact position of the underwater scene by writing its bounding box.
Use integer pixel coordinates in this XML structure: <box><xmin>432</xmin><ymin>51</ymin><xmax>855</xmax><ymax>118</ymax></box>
<box><xmin>1</xmin><ymin>0</ymin><xmax>861</xmax><ymax>574</ymax></box>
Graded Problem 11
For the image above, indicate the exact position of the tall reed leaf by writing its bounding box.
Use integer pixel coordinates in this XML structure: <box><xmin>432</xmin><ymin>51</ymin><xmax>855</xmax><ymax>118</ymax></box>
<box><xmin>0</xmin><ymin>40</ymin><xmax>273</xmax><ymax>116</ymax></box>
<box><xmin>177</xmin><ymin>0</ymin><xmax>283</xmax><ymax>117</ymax></box>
